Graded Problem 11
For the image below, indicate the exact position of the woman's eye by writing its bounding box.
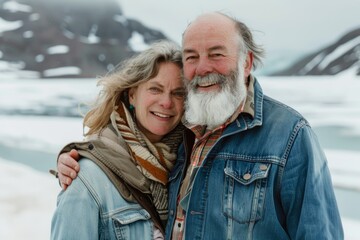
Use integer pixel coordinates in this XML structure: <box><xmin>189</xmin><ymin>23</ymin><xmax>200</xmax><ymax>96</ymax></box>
<box><xmin>172</xmin><ymin>91</ymin><xmax>186</xmax><ymax>98</ymax></box>
<box><xmin>149</xmin><ymin>87</ymin><xmax>161</xmax><ymax>93</ymax></box>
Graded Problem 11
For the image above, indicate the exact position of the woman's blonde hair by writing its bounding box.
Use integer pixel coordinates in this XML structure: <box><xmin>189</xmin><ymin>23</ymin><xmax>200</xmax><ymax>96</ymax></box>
<box><xmin>83</xmin><ymin>40</ymin><xmax>183</xmax><ymax>136</ymax></box>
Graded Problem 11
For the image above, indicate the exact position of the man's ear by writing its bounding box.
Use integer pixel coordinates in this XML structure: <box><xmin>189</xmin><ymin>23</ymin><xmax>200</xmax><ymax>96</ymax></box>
<box><xmin>244</xmin><ymin>52</ymin><xmax>253</xmax><ymax>77</ymax></box>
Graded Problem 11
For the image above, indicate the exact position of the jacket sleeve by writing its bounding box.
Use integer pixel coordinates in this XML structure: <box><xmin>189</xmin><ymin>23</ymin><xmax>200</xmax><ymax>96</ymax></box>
<box><xmin>280</xmin><ymin>124</ymin><xmax>344</xmax><ymax>239</ymax></box>
<box><xmin>51</xmin><ymin>167</ymin><xmax>100</xmax><ymax>240</ymax></box>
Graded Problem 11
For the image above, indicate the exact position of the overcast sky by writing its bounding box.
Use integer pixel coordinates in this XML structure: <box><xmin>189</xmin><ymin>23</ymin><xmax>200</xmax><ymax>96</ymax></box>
<box><xmin>119</xmin><ymin>0</ymin><xmax>360</xmax><ymax>61</ymax></box>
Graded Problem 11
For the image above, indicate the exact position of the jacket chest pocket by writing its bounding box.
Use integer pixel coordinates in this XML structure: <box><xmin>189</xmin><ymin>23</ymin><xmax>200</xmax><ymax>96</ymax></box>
<box><xmin>223</xmin><ymin>160</ymin><xmax>270</xmax><ymax>224</ymax></box>
<box><xmin>112</xmin><ymin>208</ymin><xmax>152</xmax><ymax>240</ymax></box>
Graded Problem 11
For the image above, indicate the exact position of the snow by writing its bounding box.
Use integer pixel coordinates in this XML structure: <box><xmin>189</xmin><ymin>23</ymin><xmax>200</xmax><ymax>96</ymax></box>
<box><xmin>0</xmin><ymin>116</ymin><xmax>84</xmax><ymax>153</ymax></box>
<box><xmin>259</xmin><ymin>76</ymin><xmax>360</xmax><ymax>126</ymax></box>
<box><xmin>0</xmin><ymin>78</ymin><xmax>98</xmax><ymax>112</ymax></box>
<box><xmin>0</xmin><ymin>17</ymin><xmax>22</xmax><ymax>33</ymax></box>
<box><xmin>35</xmin><ymin>54</ymin><xmax>44</xmax><ymax>62</ymax></box>
<box><xmin>0</xmin><ymin>60</ymin><xmax>20</xmax><ymax>70</ymax></box>
<box><xmin>46</xmin><ymin>45</ymin><xmax>69</xmax><ymax>55</ymax></box>
<box><xmin>114</xmin><ymin>14</ymin><xmax>128</xmax><ymax>25</ymax></box>
<box><xmin>29</xmin><ymin>13</ymin><xmax>40</xmax><ymax>21</ymax></box>
<box><xmin>299</xmin><ymin>52</ymin><xmax>325</xmax><ymax>75</ymax></box>
<box><xmin>63</xmin><ymin>28</ymin><xmax>75</xmax><ymax>39</ymax></box>
<box><xmin>23</xmin><ymin>30</ymin><xmax>33</xmax><ymax>38</ymax></box>
<box><xmin>318</xmin><ymin>35</ymin><xmax>360</xmax><ymax>70</ymax></box>
<box><xmin>43</xmin><ymin>66</ymin><xmax>82</xmax><ymax>77</ymax></box>
<box><xmin>87</xmin><ymin>25</ymin><xmax>101</xmax><ymax>44</ymax></box>
<box><xmin>128</xmin><ymin>31</ymin><xmax>150</xmax><ymax>52</ymax></box>
<box><xmin>3</xmin><ymin>1</ymin><xmax>32</xmax><ymax>13</ymax></box>
<box><xmin>327</xmin><ymin>149</ymin><xmax>360</xmax><ymax>191</ymax></box>
<box><xmin>0</xmin><ymin>157</ymin><xmax>59</xmax><ymax>240</ymax></box>
<box><xmin>78</xmin><ymin>25</ymin><xmax>101</xmax><ymax>44</ymax></box>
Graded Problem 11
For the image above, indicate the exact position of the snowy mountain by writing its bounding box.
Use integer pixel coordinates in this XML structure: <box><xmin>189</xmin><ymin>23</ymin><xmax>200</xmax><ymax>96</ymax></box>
<box><xmin>272</xmin><ymin>27</ymin><xmax>360</xmax><ymax>76</ymax></box>
<box><xmin>0</xmin><ymin>0</ymin><xmax>168</xmax><ymax>78</ymax></box>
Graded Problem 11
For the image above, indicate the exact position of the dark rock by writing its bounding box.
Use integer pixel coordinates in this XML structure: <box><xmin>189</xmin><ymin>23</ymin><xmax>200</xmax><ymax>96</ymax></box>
<box><xmin>0</xmin><ymin>0</ymin><xmax>168</xmax><ymax>78</ymax></box>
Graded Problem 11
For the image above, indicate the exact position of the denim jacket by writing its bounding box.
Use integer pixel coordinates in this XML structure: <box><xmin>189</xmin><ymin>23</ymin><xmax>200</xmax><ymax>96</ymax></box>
<box><xmin>51</xmin><ymin>158</ymin><xmax>154</xmax><ymax>240</ymax></box>
<box><xmin>166</xmin><ymin>78</ymin><xmax>343</xmax><ymax>240</ymax></box>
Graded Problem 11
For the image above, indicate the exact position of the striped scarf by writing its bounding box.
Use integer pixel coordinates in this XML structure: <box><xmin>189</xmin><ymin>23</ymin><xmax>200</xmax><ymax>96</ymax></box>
<box><xmin>114</xmin><ymin>103</ymin><xmax>183</xmax><ymax>222</ymax></box>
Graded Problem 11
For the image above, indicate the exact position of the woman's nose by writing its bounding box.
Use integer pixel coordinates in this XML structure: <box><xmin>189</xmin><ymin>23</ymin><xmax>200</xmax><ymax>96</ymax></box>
<box><xmin>159</xmin><ymin>93</ymin><xmax>173</xmax><ymax>109</ymax></box>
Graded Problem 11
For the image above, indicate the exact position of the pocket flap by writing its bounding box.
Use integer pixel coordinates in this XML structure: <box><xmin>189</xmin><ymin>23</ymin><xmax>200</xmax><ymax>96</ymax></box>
<box><xmin>112</xmin><ymin>208</ymin><xmax>151</xmax><ymax>225</ymax></box>
<box><xmin>224</xmin><ymin>161</ymin><xmax>271</xmax><ymax>185</ymax></box>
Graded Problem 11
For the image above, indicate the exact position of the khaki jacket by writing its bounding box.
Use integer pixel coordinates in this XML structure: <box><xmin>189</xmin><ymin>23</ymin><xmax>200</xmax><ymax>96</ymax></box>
<box><xmin>59</xmin><ymin>124</ymin><xmax>164</xmax><ymax>233</ymax></box>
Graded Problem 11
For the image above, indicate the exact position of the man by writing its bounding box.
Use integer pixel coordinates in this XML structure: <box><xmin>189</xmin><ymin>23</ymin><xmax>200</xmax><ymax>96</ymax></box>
<box><xmin>57</xmin><ymin>12</ymin><xmax>343</xmax><ymax>239</ymax></box>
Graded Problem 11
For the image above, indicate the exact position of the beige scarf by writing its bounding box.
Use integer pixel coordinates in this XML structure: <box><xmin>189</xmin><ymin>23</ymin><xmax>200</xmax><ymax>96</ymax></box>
<box><xmin>114</xmin><ymin>103</ymin><xmax>183</xmax><ymax>222</ymax></box>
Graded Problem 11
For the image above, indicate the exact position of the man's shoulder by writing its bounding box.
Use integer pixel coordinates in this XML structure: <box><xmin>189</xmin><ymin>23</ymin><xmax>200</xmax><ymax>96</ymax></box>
<box><xmin>263</xmin><ymin>94</ymin><xmax>306</xmax><ymax>122</ymax></box>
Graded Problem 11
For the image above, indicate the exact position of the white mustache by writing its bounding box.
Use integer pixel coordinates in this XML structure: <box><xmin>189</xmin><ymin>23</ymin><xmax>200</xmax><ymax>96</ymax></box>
<box><xmin>187</xmin><ymin>73</ymin><xmax>227</xmax><ymax>91</ymax></box>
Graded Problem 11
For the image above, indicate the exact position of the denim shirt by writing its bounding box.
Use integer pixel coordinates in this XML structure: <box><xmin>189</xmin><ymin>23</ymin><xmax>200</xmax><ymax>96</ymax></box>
<box><xmin>166</xmin><ymin>78</ymin><xmax>344</xmax><ymax>240</ymax></box>
<box><xmin>51</xmin><ymin>158</ymin><xmax>154</xmax><ymax>240</ymax></box>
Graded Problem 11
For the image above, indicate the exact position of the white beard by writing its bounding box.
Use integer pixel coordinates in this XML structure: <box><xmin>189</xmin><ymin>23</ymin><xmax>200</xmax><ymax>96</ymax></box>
<box><xmin>184</xmin><ymin>59</ymin><xmax>247</xmax><ymax>130</ymax></box>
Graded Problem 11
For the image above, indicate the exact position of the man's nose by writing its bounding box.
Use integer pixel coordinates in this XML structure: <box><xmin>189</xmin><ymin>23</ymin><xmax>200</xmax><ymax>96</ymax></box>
<box><xmin>195</xmin><ymin>57</ymin><xmax>213</xmax><ymax>76</ymax></box>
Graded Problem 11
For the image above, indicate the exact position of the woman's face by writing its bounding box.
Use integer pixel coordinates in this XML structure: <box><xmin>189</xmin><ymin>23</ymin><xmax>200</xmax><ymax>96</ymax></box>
<box><xmin>129</xmin><ymin>62</ymin><xmax>185</xmax><ymax>143</ymax></box>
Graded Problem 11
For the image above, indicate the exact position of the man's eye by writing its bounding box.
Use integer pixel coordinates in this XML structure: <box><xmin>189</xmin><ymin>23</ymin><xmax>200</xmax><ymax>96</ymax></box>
<box><xmin>211</xmin><ymin>53</ymin><xmax>224</xmax><ymax>58</ymax></box>
<box><xmin>185</xmin><ymin>56</ymin><xmax>197</xmax><ymax>61</ymax></box>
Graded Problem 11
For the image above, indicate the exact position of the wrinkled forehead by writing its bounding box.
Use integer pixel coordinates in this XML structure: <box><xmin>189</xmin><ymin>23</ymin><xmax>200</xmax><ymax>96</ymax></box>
<box><xmin>182</xmin><ymin>14</ymin><xmax>239</xmax><ymax>51</ymax></box>
<box><xmin>183</xmin><ymin>28</ymin><xmax>239</xmax><ymax>56</ymax></box>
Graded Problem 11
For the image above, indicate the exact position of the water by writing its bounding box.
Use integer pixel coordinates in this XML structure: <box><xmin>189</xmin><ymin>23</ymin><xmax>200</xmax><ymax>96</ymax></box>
<box><xmin>315</xmin><ymin>125</ymin><xmax>360</xmax><ymax>152</ymax></box>
<box><xmin>0</xmin><ymin>143</ymin><xmax>57</xmax><ymax>173</ymax></box>
<box><xmin>335</xmin><ymin>188</ymin><xmax>360</xmax><ymax>220</ymax></box>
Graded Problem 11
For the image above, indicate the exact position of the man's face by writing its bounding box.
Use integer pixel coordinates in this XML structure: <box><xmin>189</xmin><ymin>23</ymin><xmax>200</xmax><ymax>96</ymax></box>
<box><xmin>182</xmin><ymin>19</ymin><xmax>240</xmax><ymax>90</ymax></box>
<box><xmin>181</xmin><ymin>14</ymin><xmax>250</xmax><ymax>128</ymax></box>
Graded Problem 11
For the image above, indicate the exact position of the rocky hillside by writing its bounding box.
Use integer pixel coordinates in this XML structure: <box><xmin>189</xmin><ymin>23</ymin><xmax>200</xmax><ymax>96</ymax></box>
<box><xmin>272</xmin><ymin>27</ymin><xmax>360</xmax><ymax>76</ymax></box>
<box><xmin>0</xmin><ymin>0</ymin><xmax>168</xmax><ymax>78</ymax></box>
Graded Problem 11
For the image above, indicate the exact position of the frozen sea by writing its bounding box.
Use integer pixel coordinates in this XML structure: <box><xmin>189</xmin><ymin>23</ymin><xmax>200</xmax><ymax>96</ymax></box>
<box><xmin>0</xmin><ymin>75</ymin><xmax>360</xmax><ymax>239</ymax></box>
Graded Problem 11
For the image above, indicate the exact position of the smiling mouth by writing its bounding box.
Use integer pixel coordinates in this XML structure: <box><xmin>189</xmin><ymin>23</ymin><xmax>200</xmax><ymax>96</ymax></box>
<box><xmin>197</xmin><ymin>78</ymin><xmax>221</xmax><ymax>88</ymax></box>
<box><xmin>197</xmin><ymin>82</ymin><xmax>217</xmax><ymax>88</ymax></box>
<box><xmin>152</xmin><ymin>111</ymin><xmax>172</xmax><ymax>118</ymax></box>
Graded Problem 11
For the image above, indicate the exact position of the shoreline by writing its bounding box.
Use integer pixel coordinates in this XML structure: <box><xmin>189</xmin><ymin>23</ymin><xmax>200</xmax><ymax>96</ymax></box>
<box><xmin>0</xmin><ymin>143</ymin><xmax>57</xmax><ymax>173</ymax></box>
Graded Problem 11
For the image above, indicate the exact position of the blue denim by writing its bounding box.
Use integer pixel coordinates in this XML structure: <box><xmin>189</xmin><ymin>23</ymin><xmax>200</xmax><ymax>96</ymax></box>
<box><xmin>166</xmin><ymin>78</ymin><xmax>343</xmax><ymax>239</ymax></box>
<box><xmin>51</xmin><ymin>158</ymin><xmax>154</xmax><ymax>240</ymax></box>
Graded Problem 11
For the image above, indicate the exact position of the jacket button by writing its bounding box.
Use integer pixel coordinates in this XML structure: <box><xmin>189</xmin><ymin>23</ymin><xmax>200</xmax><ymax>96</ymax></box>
<box><xmin>260</xmin><ymin>164</ymin><xmax>268</xmax><ymax>171</ymax></box>
<box><xmin>243</xmin><ymin>173</ymin><xmax>251</xmax><ymax>180</ymax></box>
<box><xmin>88</xmin><ymin>144</ymin><xmax>94</xmax><ymax>150</ymax></box>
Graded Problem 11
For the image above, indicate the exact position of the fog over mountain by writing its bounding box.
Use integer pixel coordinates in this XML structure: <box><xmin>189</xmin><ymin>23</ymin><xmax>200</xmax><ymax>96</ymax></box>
<box><xmin>272</xmin><ymin>27</ymin><xmax>360</xmax><ymax>76</ymax></box>
<box><xmin>0</xmin><ymin>0</ymin><xmax>168</xmax><ymax>78</ymax></box>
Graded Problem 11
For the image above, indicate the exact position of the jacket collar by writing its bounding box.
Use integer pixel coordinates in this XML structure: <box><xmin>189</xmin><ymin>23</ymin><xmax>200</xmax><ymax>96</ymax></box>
<box><xmin>222</xmin><ymin>76</ymin><xmax>263</xmax><ymax>135</ymax></box>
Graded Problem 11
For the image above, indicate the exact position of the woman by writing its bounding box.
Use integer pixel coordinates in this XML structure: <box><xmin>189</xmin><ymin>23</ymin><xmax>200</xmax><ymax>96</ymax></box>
<box><xmin>51</xmin><ymin>40</ymin><xmax>185</xmax><ymax>240</ymax></box>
